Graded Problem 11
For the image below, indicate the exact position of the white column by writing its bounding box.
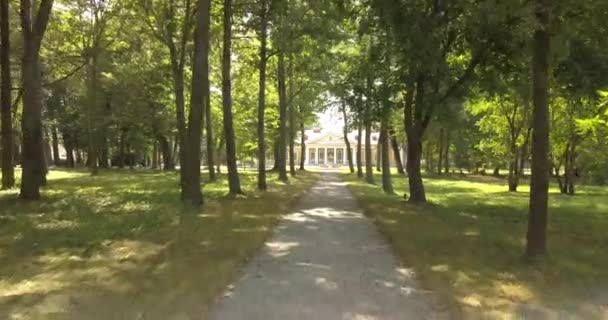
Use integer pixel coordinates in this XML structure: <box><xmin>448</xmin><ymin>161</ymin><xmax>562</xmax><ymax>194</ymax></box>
<box><xmin>315</xmin><ymin>147</ymin><xmax>319</xmax><ymax>164</ymax></box>
<box><xmin>304</xmin><ymin>145</ymin><xmax>308</xmax><ymax>164</ymax></box>
<box><xmin>333</xmin><ymin>148</ymin><xmax>337</xmax><ymax>165</ymax></box>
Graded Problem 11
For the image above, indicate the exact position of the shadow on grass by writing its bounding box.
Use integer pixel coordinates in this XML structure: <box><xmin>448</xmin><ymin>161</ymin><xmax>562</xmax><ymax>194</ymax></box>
<box><xmin>0</xmin><ymin>169</ymin><xmax>319</xmax><ymax>320</ymax></box>
<box><xmin>344</xmin><ymin>172</ymin><xmax>608</xmax><ymax>319</ymax></box>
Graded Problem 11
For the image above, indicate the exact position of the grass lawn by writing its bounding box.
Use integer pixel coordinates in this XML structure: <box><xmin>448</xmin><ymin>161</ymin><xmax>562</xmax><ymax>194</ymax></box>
<box><xmin>0</xmin><ymin>168</ymin><xmax>318</xmax><ymax>320</ymax></box>
<box><xmin>343</xmin><ymin>171</ymin><xmax>608</xmax><ymax>319</ymax></box>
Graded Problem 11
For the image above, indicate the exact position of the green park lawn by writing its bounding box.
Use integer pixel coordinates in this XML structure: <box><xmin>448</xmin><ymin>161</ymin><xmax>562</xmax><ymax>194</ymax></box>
<box><xmin>0</xmin><ymin>169</ymin><xmax>318</xmax><ymax>320</ymax></box>
<box><xmin>344</xmin><ymin>172</ymin><xmax>608</xmax><ymax>319</ymax></box>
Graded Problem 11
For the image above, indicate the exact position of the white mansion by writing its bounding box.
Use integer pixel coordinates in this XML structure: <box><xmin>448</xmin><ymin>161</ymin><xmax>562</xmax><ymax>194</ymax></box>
<box><xmin>293</xmin><ymin>128</ymin><xmax>404</xmax><ymax>166</ymax></box>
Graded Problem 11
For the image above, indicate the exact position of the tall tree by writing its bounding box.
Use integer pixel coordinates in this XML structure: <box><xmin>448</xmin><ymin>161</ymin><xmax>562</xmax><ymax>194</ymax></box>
<box><xmin>140</xmin><ymin>0</ymin><xmax>194</xmax><ymax>198</ymax></box>
<box><xmin>288</xmin><ymin>57</ymin><xmax>296</xmax><ymax>176</ymax></box>
<box><xmin>356</xmin><ymin>118</ymin><xmax>363</xmax><ymax>177</ymax></box>
<box><xmin>256</xmin><ymin>0</ymin><xmax>269</xmax><ymax>189</ymax></box>
<box><xmin>526</xmin><ymin>0</ymin><xmax>552</xmax><ymax>259</ymax></box>
<box><xmin>19</xmin><ymin>0</ymin><xmax>54</xmax><ymax>200</ymax></box>
<box><xmin>380</xmin><ymin>117</ymin><xmax>393</xmax><ymax>193</ymax></box>
<box><xmin>341</xmin><ymin>101</ymin><xmax>355</xmax><ymax>173</ymax></box>
<box><xmin>389</xmin><ymin>127</ymin><xmax>405</xmax><ymax>174</ymax></box>
<box><xmin>0</xmin><ymin>0</ymin><xmax>14</xmax><ymax>189</ymax></box>
<box><xmin>181</xmin><ymin>0</ymin><xmax>210</xmax><ymax>205</ymax></box>
<box><xmin>276</xmin><ymin>53</ymin><xmax>288</xmax><ymax>181</ymax></box>
<box><xmin>222</xmin><ymin>0</ymin><xmax>242</xmax><ymax>194</ymax></box>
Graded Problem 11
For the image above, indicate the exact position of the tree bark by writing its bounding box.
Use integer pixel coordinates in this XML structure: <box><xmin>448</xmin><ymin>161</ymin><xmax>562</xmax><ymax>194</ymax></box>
<box><xmin>389</xmin><ymin>128</ymin><xmax>405</xmax><ymax>174</ymax></box>
<box><xmin>356</xmin><ymin>119</ymin><xmax>363</xmax><ymax>178</ymax></box>
<box><xmin>158</xmin><ymin>134</ymin><xmax>174</xmax><ymax>170</ymax></box>
<box><xmin>276</xmin><ymin>51</ymin><xmax>288</xmax><ymax>182</ymax></box>
<box><xmin>221</xmin><ymin>0</ymin><xmax>242</xmax><ymax>195</ymax></box>
<box><xmin>63</xmin><ymin>131</ymin><xmax>75</xmax><ymax>168</ymax></box>
<box><xmin>182</xmin><ymin>0</ymin><xmax>210</xmax><ymax>205</ymax></box>
<box><xmin>203</xmin><ymin>0</ymin><xmax>215</xmax><ymax>182</ymax></box>
<box><xmin>437</xmin><ymin>128</ymin><xmax>444</xmax><ymax>175</ymax></box>
<box><xmin>404</xmin><ymin>78</ymin><xmax>427</xmax><ymax>203</ymax></box>
<box><xmin>526</xmin><ymin>0</ymin><xmax>551</xmax><ymax>259</ymax></box>
<box><xmin>341</xmin><ymin>101</ymin><xmax>354</xmax><ymax>173</ymax></box>
<box><xmin>1</xmin><ymin>0</ymin><xmax>14</xmax><ymax>189</ymax></box>
<box><xmin>364</xmin><ymin>120</ymin><xmax>374</xmax><ymax>184</ymax></box>
<box><xmin>299</xmin><ymin>117</ymin><xmax>306</xmax><ymax>171</ymax></box>
<box><xmin>376</xmin><ymin>135</ymin><xmax>381</xmax><ymax>172</ymax></box>
<box><xmin>51</xmin><ymin>125</ymin><xmax>60</xmax><ymax>166</ymax></box>
<box><xmin>406</xmin><ymin>130</ymin><xmax>426</xmax><ymax>202</ymax></box>
<box><xmin>99</xmin><ymin>134</ymin><xmax>109</xmax><ymax>168</ymax></box>
<box><xmin>118</xmin><ymin>129</ymin><xmax>126</xmax><ymax>168</ymax></box>
<box><xmin>380</xmin><ymin>119</ymin><xmax>394</xmax><ymax>194</ymax></box>
<box><xmin>19</xmin><ymin>0</ymin><xmax>54</xmax><ymax>200</ymax></box>
<box><xmin>152</xmin><ymin>140</ymin><xmax>158</xmax><ymax>169</ymax></box>
<box><xmin>444</xmin><ymin>130</ymin><xmax>450</xmax><ymax>174</ymax></box>
<box><xmin>257</xmin><ymin>0</ymin><xmax>268</xmax><ymax>189</ymax></box>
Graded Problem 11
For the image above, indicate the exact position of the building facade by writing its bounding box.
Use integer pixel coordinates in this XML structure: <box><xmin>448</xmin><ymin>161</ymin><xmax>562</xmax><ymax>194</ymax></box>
<box><xmin>293</xmin><ymin>128</ymin><xmax>403</xmax><ymax>167</ymax></box>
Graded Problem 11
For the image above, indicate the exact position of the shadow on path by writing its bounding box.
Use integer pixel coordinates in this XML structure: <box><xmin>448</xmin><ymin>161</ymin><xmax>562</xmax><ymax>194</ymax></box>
<box><xmin>208</xmin><ymin>173</ymin><xmax>436</xmax><ymax>320</ymax></box>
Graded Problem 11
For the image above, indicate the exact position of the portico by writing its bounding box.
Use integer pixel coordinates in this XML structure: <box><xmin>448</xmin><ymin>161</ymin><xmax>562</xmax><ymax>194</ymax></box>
<box><xmin>292</xmin><ymin>129</ymin><xmax>392</xmax><ymax>167</ymax></box>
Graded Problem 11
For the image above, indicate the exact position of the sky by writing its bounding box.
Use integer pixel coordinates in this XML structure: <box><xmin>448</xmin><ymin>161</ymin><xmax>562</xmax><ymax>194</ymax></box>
<box><xmin>317</xmin><ymin>105</ymin><xmax>343</xmax><ymax>133</ymax></box>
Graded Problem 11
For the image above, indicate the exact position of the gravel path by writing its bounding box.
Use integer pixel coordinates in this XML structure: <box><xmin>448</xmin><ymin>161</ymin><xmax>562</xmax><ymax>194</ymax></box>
<box><xmin>207</xmin><ymin>173</ymin><xmax>437</xmax><ymax>320</ymax></box>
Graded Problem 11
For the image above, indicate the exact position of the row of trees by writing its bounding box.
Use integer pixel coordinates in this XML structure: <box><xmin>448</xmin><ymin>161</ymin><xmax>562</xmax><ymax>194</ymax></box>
<box><xmin>1</xmin><ymin>0</ymin><xmax>607</xmax><ymax>260</ymax></box>
<box><xmin>0</xmin><ymin>0</ymin><xmax>341</xmax><ymax>201</ymax></box>
<box><xmin>333</xmin><ymin>0</ymin><xmax>607</xmax><ymax>259</ymax></box>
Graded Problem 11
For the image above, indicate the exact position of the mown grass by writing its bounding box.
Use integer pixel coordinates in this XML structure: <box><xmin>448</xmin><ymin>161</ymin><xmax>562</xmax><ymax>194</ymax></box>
<box><xmin>0</xmin><ymin>168</ymin><xmax>318</xmax><ymax>320</ymax></box>
<box><xmin>343</xmin><ymin>171</ymin><xmax>608</xmax><ymax>319</ymax></box>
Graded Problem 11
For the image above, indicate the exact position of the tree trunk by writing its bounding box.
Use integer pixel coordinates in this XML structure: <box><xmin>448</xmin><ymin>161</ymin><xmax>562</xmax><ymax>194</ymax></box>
<box><xmin>364</xmin><ymin>120</ymin><xmax>374</xmax><ymax>184</ymax></box>
<box><xmin>118</xmin><ymin>130</ymin><xmax>126</xmax><ymax>168</ymax></box>
<box><xmin>526</xmin><ymin>0</ymin><xmax>551</xmax><ymax>260</ymax></box>
<box><xmin>1</xmin><ymin>0</ymin><xmax>14</xmax><ymax>189</ymax></box>
<box><xmin>493</xmin><ymin>167</ymin><xmax>500</xmax><ymax>177</ymax></box>
<box><xmin>508</xmin><ymin>155</ymin><xmax>519</xmax><ymax>192</ymax></box>
<box><xmin>41</xmin><ymin>133</ymin><xmax>49</xmax><ymax>186</ymax></box>
<box><xmin>76</xmin><ymin>148</ymin><xmax>83</xmax><ymax>165</ymax></box>
<box><xmin>271</xmin><ymin>137</ymin><xmax>279</xmax><ymax>171</ymax></box>
<box><xmin>376</xmin><ymin>135</ymin><xmax>381</xmax><ymax>172</ymax></box>
<box><xmin>152</xmin><ymin>141</ymin><xmax>158</xmax><ymax>169</ymax></box>
<box><xmin>171</xmin><ymin>54</ymin><xmax>188</xmax><ymax>198</ymax></box>
<box><xmin>437</xmin><ymin>128</ymin><xmax>444</xmax><ymax>175</ymax></box>
<box><xmin>203</xmin><ymin>6</ymin><xmax>216</xmax><ymax>182</ymax></box>
<box><xmin>389</xmin><ymin>128</ymin><xmax>405</xmax><ymax>174</ymax></box>
<box><xmin>380</xmin><ymin>119</ymin><xmax>394</xmax><ymax>194</ymax></box>
<box><xmin>221</xmin><ymin>0</ymin><xmax>242</xmax><ymax>195</ymax></box>
<box><xmin>406</xmin><ymin>130</ymin><xmax>426</xmax><ymax>203</ymax></box>
<box><xmin>181</xmin><ymin>0</ymin><xmax>210</xmax><ymax>205</ymax></box>
<box><xmin>356</xmin><ymin>120</ymin><xmax>363</xmax><ymax>178</ymax></box>
<box><xmin>19</xmin><ymin>0</ymin><xmax>54</xmax><ymax>200</ymax></box>
<box><xmin>276</xmin><ymin>51</ymin><xmax>288</xmax><ymax>182</ymax></box>
<box><xmin>158</xmin><ymin>134</ymin><xmax>174</xmax><ymax>170</ymax></box>
<box><xmin>63</xmin><ymin>132</ymin><xmax>75</xmax><ymax>168</ymax></box>
<box><xmin>564</xmin><ymin>142</ymin><xmax>576</xmax><ymax>195</ymax></box>
<box><xmin>404</xmin><ymin>78</ymin><xmax>427</xmax><ymax>203</ymax></box>
<box><xmin>99</xmin><ymin>135</ymin><xmax>109</xmax><ymax>168</ymax></box>
<box><xmin>508</xmin><ymin>142</ymin><xmax>519</xmax><ymax>192</ymax></box>
<box><xmin>299</xmin><ymin>118</ymin><xmax>305</xmax><ymax>171</ymax></box>
<box><xmin>257</xmin><ymin>0</ymin><xmax>268</xmax><ymax>189</ymax></box>
<box><xmin>444</xmin><ymin>130</ymin><xmax>450</xmax><ymax>174</ymax></box>
<box><xmin>341</xmin><ymin>101</ymin><xmax>354</xmax><ymax>173</ymax></box>
<box><xmin>50</xmin><ymin>125</ymin><xmax>60</xmax><ymax>166</ymax></box>
<box><xmin>287</xmin><ymin>57</ymin><xmax>296</xmax><ymax>177</ymax></box>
